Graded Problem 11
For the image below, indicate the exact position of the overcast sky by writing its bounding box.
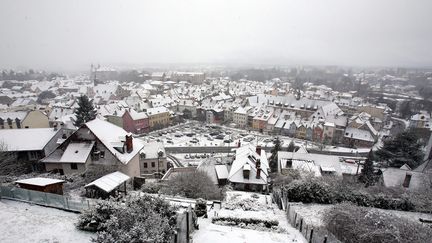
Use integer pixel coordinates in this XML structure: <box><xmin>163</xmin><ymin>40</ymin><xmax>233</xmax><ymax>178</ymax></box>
<box><xmin>0</xmin><ymin>0</ymin><xmax>431</xmax><ymax>70</ymax></box>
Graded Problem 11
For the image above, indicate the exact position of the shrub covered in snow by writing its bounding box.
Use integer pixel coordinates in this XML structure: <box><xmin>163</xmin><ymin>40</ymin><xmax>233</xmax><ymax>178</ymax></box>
<box><xmin>223</xmin><ymin>193</ymin><xmax>272</xmax><ymax>211</ymax></box>
<box><xmin>194</xmin><ymin>198</ymin><xmax>207</xmax><ymax>217</ymax></box>
<box><xmin>77</xmin><ymin>200</ymin><xmax>120</xmax><ymax>232</ymax></box>
<box><xmin>212</xmin><ymin>216</ymin><xmax>278</xmax><ymax>229</ymax></box>
<box><xmin>160</xmin><ymin>170</ymin><xmax>223</xmax><ymax>200</ymax></box>
<box><xmin>281</xmin><ymin>177</ymin><xmax>417</xmax><ymax>211</ymax></box>
<box><xmin>77</xmin><ymin>195</ymin><xmax>177</xmax><ymax>243</ymax></box>
<box><xmin>284</xmin><ymin>178</ymin><xmax>333</xmax><ymax>204</ymax></box>
<box><xmin>324</xmin><ymin>203</ymin><xmax>432</xmax><ymax>243</ymax></box>
<box><xmin>141</xmin><ymin>182</ymin><xmax>164</xmax><ymax>194</ymax></box>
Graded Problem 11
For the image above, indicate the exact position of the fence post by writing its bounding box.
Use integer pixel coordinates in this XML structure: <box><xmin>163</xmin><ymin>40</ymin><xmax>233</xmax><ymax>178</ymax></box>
<box><xmin>323</xmin><ymin>235</ymin><xmax>328</xmax><ymax>243</ymax></box>
<box><xmin>186</xmin><ymin>211</ymin><xmax>190</xmax><ymax>243</ymax></box>
<box><xmin>65</xmin><ymin>197</ymin><xmax>69</xmax><ymax>210</ymax></box>
<box><xmin>309</xmin><ymin>227</ymin><xmax>314</xmax><ymax>243</ymax></box>
<box><xmin>299</xmin><ymin>218</ymin><xmax>303</xmax><ymax>233</ymax></box>
<box><xmin>294</xmin><ymin>213</ymin><xmax>298</xmax><ymax>227</ymax></box>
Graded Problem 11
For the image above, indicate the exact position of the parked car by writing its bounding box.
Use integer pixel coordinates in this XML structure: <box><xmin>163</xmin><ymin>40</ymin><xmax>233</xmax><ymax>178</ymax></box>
<box><xmin>215</xmin><ymin>134</ymin><xmax>225</xmax><ymax>140</ymax></box>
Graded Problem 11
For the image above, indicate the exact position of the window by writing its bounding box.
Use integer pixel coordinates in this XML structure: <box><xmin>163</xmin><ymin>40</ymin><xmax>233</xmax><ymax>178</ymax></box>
<box><xmin>151</xmin><ymin>162</ymin><xmax>155</xmax><ymax>167</ymax></box>
<box><xmin>70</xmin><ymin>163</ymin><xmax>78</xmax><ymax>170</ymax></box>
<box><xmin>143</xmin><ymin>162</ymin><xmax>148</xmax><ymax>168</ymax></box>
<box><xmin>100</xmin><ymin>151</ymin><xmax>105</xmax><ymax>158</ymax></box>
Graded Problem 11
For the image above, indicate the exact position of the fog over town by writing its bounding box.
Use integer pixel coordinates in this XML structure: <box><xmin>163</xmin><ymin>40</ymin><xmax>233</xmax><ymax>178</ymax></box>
<box><xmin>0</xmin><ymin>1</ymin><xmax>431</xmax><ymax>243</ymax></box>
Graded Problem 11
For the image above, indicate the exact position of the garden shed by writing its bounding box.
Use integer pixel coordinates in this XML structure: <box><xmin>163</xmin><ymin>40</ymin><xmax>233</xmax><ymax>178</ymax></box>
<box><xmin>15</xmin><ymin>177</ymin><xmax>65</xmax><ymax>195</ymax></box>
<box><xmin>84</xmin><ymin>171</ymin><xmax>130</xmax><ymax>199</ymax></box>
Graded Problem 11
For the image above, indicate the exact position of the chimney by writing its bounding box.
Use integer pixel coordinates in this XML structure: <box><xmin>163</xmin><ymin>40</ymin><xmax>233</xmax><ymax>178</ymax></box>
<box><xmin>125</xmin><ymin>134</ymin><xmax>133</xmax><ymax>153</ymax></box>
<box><xmin>238</xmin><ymin>140</ymin><xmax>241</xmax><ymax>148</ymax></box>
<box><xmin>256</xmin><ymin>145</ymin><xmax>262</xmax><ymax>156</ymax></box>
<box><xmin>256</xmin><ymin>159</ymin><xmax>261</xmax><ymax>179</ymax></box>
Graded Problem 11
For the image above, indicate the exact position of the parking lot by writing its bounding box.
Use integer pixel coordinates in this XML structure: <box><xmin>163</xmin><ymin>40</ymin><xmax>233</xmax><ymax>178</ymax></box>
<box><xmin>138</xmin><ymin>120</ymin><xmax>313</xmax><ymax>149</ymax></box>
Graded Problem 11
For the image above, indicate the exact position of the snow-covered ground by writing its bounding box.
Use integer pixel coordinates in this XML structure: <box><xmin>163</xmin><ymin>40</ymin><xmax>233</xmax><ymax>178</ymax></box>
<box><xmin>193</xmin><ymin>218</ymin><xmax>305</xmax><ymax>243</ymax></box>
<box><xmin>289</xmin><ymin>203</ymin><xmax>432</xmax><ymax>227</ymax></box>
<box><xmin>0</xmin><ymin>199</ymin><xmax>93</xmax><ymax>243</ymax></box>
<box><xmin>192</xmin><ymin>191</ymin><xmax>306</xmax><ymax>243</ymax></box>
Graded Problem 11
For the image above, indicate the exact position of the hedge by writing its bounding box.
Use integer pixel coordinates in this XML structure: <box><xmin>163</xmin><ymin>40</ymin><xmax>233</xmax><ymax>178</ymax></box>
<box><xmin>212</xmin><ymin>216</ymin><xmax>279</xmax><ymax>228</ymax></box>
<box><xmin>282</xmin><ymin>178</ymin><xmax>416</xmax><ymax>211</ymax></box>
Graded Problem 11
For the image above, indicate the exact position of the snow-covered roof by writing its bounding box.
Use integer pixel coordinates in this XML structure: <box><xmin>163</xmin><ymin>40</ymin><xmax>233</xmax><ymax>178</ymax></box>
<box><xmin>0</xmin><ymin>128</ymin><xmax>59</xmax><ymax>151</ymax></box>
<box><xmin>0</xmin><ymin>111</ymin><xmax>28</xmax><ymax>121</ymax></box>
<box><xmin>84</xmin><ymin>119</ymin><xmax>144</xmax><ymax>164</ymax></box>
<box><xmin>85</xmin><ymin>171</ymin><xmax>130</xmax><ymax>193</ymax></box>
<box><xmin>15</xmin><ymin>177</ymin><xmax>65</xmax><ymax>187</ymax></box>
<box><xmin>147</xmin><ymin>106</ymin><xmax>169</xmax><ymax>116</ymax></box>
<box><xmin>215</xmin><ymin>165</ymin><xmax>229</xmax><ymax>179</ymax></box>
<box><xmin>140</xmin><ymin>141</ymin><xmax>165</xmax><ymax>159</ymax></box>
<box><xmin>60</xmin><ymin>141</ymin><xmax>95</xmax><ymax>163</ymax></box>
<box><xmin>344</xmin><ymin>127</ymin><xmax>375</xmax><ymax>142</ymax></box>
<box><xmin>278</xmin><ymin>151</ymin><xmax>359</xmax><ymax>176</ymax></box>
<box><xmin>228</xmin><ymin>145</ymin><xmax>269</xmax><ymax>185</ymax></box>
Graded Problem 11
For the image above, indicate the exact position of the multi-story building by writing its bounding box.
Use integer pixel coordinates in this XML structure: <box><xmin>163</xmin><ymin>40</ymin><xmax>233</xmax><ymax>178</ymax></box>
<box><xmin>122</xmin><ymin>109</ymin><xmax>149</xmax><ymax>134</ymax></box>
<box><xmin>0</xmin><ymin>110</ymin><xmax>49</xmax><ymax>129</ymax></box>
<box><xmin>41</xmin><ymin>119</ymin><xmax>144</xmax><ymax>178</ymax></box>
<box><xmin>147</xmin><ymin>107</ymin><xmax>170</xmax><ymax>130</ymax></box>
<box><xmin>139</xmin><ymin>142</ymin><xmax>170</xmax><ymax>178</ymax></box>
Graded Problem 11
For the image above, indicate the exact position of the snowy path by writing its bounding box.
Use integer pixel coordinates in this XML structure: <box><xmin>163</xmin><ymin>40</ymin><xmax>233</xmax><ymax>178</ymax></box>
<box><xmin>0</xmin><ymin>199</ymin><xmax>93</xmax><ymax>243</ymax></box>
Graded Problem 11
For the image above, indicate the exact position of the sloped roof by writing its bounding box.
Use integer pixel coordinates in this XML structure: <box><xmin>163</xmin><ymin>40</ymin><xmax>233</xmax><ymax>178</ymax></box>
<box><xmin>85</xmin><ymin>171</ymin><xmax>130</xmax><ymax>193</ymax></box>
<box><xmin>15</xmin><ymin>177</ymin><xmax>65</xmax><ymax>187</ymax></box>
<box><xmin>0</xmin><ymin>128</ymin><xmax>59</xmax><ymax>151</ymax></box>
<box><xmin>60</xmin><ymin>141</ymin><xmax>95</xmax><ymax>163</ymax></box>
<box><xmin>344</xmin><ymin>127</ymin><xmax>375</xmax><ymax>142</ymax></box>
<box><xmin>215</xmin><ymin>165</ymin><xmax>229</xmax><ymax>179</ymax></box>
<box><xmin>85</xmin><ymin>119</ymin><xmax>144</xmax><ymax>164</ymax></box>
<box><xmin>228</xmin><ymin>145</ymin><xmax>269</xmax><ymax>185</ymax></box>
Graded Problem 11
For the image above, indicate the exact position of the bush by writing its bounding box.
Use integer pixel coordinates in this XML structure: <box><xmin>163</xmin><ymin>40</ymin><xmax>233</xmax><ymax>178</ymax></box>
<box><xmin>160</xmin><ymin>170</ymin><xmax>223</xmax><ymax>200</ymax></box>
<box><xmin>77</xmin><ymin>200</ymin><xmax>120</xmax><ymax>232</ymax></box>
<box><xmin>272</xmin><ymin>170</ymin><xmax>301</xmax><ymax>187</ymax></box>
<box><xmin>194</xmin><ymin>198</ymin><xmax>207</xmax><ymax>217</ymax></box>
<box><xmin>325</xmin><ymin>203</ymin><xmax>432</xmax><ymax>243</ymax></box>
<box><xmin>212</xmin><ymin>216</ymin><xmax>279</xmax><ymax>228</ymax></box>
<box><xmin>281</xmin><ymin>177</ymin><xmax>417</xmax><ymax>211</ymax></box>
<box><xmin>141</xmin><ymin>182</ymin><xmax>164</xmax><ymax>194</ymax></box>
<box><xmin>283</xmin><ymin>178</ymin><xmax>333</xmax><ymax>204</ymax></box>
<box><xmin>77</xmin><ymin>195</ymin><xmax>177</xmax><ymax>243</ymax></box>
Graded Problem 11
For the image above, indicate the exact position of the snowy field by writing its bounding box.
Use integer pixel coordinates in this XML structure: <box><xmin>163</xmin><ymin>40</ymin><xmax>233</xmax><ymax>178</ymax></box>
<box><xmin>0</xmin><ymin>199</ymin><xmax>93</xmax><ymax>243</ymax></box>
<box><xmin>193</xmin><ymin>191</ymin><xmax>306</xmax><ymax>243</ymax></box>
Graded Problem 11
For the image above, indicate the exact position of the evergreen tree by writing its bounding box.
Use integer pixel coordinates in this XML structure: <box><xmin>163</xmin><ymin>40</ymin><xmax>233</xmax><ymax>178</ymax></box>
<box><xmin>376</xmin><ymin>130</ymin><xmax>424</xmax><ymax>168</ymax></box>
<box><xmin>358</xmin><ymin>150</ymin><xmax>376</xmax><ymax>187</ymax></box>
<box><xmin>269</xmin><ymin>137</ymin><xmax>281</xmax><ymax>172</ymax></box>
<box><xmin>73</xmin><ymin>95</ymin><xmax>96</xmax><ymax>127</ymax></box>
<box><xmin>287</xmin><ymin>140</ymin><xmax>296</xmax><ymax>152</ymax></box>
